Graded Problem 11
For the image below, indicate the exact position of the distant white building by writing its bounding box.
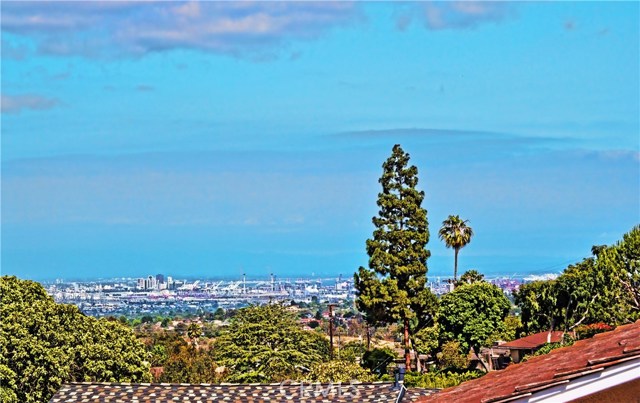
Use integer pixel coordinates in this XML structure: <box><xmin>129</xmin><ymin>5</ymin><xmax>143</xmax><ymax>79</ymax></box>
<box><xmin>144</xmin><ymin>275</ymin><xmax>156</xmax><ymax>290</ymax></box>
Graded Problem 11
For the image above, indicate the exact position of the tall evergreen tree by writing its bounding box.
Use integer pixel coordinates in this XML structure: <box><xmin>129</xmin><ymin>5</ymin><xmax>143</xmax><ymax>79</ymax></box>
<box><xmin>354</xmin><ymin>144</ymin><xmax>435</xmax><ymax>369</ymax></box>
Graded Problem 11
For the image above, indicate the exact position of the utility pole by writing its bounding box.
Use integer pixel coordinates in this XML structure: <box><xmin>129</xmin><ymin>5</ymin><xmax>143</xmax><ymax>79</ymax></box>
<box><xmin>328</xmin><ymin>304</ymin><xmax>335</xmax><ymax>360</ymax></box>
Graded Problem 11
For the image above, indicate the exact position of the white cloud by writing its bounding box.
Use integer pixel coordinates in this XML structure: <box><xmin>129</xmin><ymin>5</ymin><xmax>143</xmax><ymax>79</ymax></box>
<box><xmin>1</xmin><ymin>94</ymin><xmax>60</xmax><ymax>114</ymax></box>
<box><xmin>394</xmin><ymin>1</ymin><xmax>516</xmax><ymax>31</ymax></box>
<box><xmin>1</xmin><ymin>1</ymin><xmax>362</xmax><ymax>59</ymax></box>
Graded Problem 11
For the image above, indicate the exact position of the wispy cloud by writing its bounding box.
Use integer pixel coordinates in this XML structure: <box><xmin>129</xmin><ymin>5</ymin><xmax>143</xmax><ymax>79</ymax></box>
<box><xmin>394</xmin><ymin>1</ymin><xmax>516</xmax><ymax>31</ymax></box>
<box><xmin>135</xmin><ymin>84</ymin><xmax>154</xmax><ymax>92</ymax></box>
<box><xmin>1</xmin><ymin>94</ymin><xmax>60</xmax><ymax>114</ymax></box>
<box><xmin>334</xmin><ymin>127</ymin><xmax>568</xmax><ymax>147</ymax></box>
<box><xmin>1</xmin><ymin>1</ymin><xmax>362</xmax><ymax>60</ymax></box>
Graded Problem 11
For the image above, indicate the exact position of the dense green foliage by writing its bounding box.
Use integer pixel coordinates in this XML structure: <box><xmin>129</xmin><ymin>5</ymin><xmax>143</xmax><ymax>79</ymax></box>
<box><xmin>412</xmin><ymin>323</ymin><xmax>440</xmax><ymax>358</ymax></box>
<box><xmin>187</xmin><ymin>323</ymin><xmax>202</xmax><ymax>345</ymax></box>
<box><xmin>361</xmin><ymin>347</ymin><xmax>396</xmax><ymax>376</ymax></box>
<box><xmin>160</xmin><ymin>343</ymin><xmax>219</xmax><ymax>383</ymax></box>
<box><xmin>485</xmin><ymin>316</ymin><xmax>523</xmax><ymax>345</ymax></box>
<box><xmin>404</xmin><ymin>370</ymin><xmax>484</xmax><ymax>389</ymax></box>
<box><xmin>521</xmin><ymin>338</ymin><xmax>575</xmax><ymax>362</ymax></box>
<box><xmin>213</xmin><ymin>303</ymin><xmax>330</xmax><ymax>382</ymax></box>
<box><xmin>307</xmin><ymin>360</ymin><xmax>376</xmax><ymax>383</ymax></box>
<box><xmin>354</xmin><ymin>144</ymin><xmax>436</xmax><ymax>368</ymax></box>
<box><xmin>600</xmin><ymin>225</ymin><xmax>639</xmax><ymax>319</ymax></box>
<box><xmin>515</xmin><ymin>225</ymin><xmax>639</xmax><ymax>333</ymax></box>
<box><xmin>0</xmin><ymin>276</ymin><xmax>151</xmax><ymax>403</ymax></box>
<box><xmin>438</xmin><ymin>215</ymin><xmax>474</xmax><ymax>281</ymax></box>
<box><xmin>337</xmin><ymin>341</ymin><xmax>366</xmax><ymax>363</ymax></box>
<box><xmin>438</xmin><ymin>282</ymin><xmax>510</xmax><ymax>355</ymax></box>
<box><xmin>514</xmin><ymin>280</ymin><xmax>561</xmax><ymax>333</ymax></box>
<box><xmin>140</xmin><ymin>330</ymin><xmax>221</xmax><ymax>384</ymax></box>
<box><xmin>437</xmin><ymin>341</ymin><xmax>468</xmax><ymax>370</ymax></box>
<box><xmin>575</xmin><ymin>323</ymin><xmax>614</xmax><ymax>339</ymax></box>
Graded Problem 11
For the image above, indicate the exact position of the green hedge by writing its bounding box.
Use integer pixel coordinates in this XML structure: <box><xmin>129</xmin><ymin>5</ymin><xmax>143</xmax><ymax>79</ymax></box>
<box><xmin>404</xmin><ymin>370</ymin><xmax>484</xmax><ymax>389</ymax></box>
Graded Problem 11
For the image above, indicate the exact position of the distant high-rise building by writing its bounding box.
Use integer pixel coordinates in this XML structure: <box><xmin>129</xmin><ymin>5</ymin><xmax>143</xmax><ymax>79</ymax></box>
<box><xmin>137</xmin><ymin>278</ymin><xmax>145</xmax><ymax>290</ymax></box>
<box><xmin>156</xmin><ymin>274</ymin><xmax>165</xmax><ymax>284</ymax></box>
<box><xmin>145</xmin><ymin>275</ymin><xmax>156</xmax><ymax>290</ymax></box>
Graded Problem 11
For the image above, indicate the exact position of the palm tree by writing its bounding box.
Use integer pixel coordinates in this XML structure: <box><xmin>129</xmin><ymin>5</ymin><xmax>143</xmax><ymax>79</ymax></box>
<box><xmin>187</xmin><ymin>322</ymin><xmax>202</xmax><ymax>347</ymax></box>
<box><xmin>439</xmin><ymin>215</ymin><xmax>474</xmax><ymax>282</ymax></box>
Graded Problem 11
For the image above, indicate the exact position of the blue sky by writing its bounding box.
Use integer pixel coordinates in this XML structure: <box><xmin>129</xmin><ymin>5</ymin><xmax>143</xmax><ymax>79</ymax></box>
<box><xmin>2</xmin><ymin>1</ymin><xmax>638</xmax><ymax>281</ymax></box>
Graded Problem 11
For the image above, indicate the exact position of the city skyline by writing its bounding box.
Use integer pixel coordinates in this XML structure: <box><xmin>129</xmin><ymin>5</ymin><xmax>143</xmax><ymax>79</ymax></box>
<box><xmin>2</xmin><ymin>2</ymin><xmax>639</xmax><ymax>281</ymax></box>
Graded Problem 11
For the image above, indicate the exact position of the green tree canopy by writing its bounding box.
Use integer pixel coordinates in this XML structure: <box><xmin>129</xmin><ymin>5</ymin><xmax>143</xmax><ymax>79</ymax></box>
<box><xmin>307</xmin><ymin>360</ymin><xmax>376</xmax><ymax>383</ymax></box>
<box><xmin>361</xmin><ymin>347</ymin><xmax>396</xmax><ymax>377</ymax></box>
<box><xmin>437</xmin><ymin>341</ymin><xmax>468</xmax><ymax>370</ymax></box>
<box><xmin>187</xmin><ymin>323</ymin><xmax>202</xmax><ymax>345</ymax></box>
<box><xmin>514</xmin><ymin>280</ymin><xmax>563</xmax><ymax>334</ymax></box>
<box><xmin>0</xmin><ymin>276</ymin><xmax>151</xmax><ymax>403</ymax></box>
<box><xmin>457</xmin><ymin>269</ymin><xmax>484</xmax><ymax>286</ymax></box>
<box><xmin>599</xmin><ymin>224</ymin><xmax>639</xmax><ymax>320</ymax></box>
<box><xmin>515</xmin><ymin>259</ymin><xmax>608</xmax><ymax>335</ymax></box>
<box><xmin>515</xmin><ymin>225</ymin><xmax>640</xmax><ymax>334</ymax></box>
<box><xmin>159</xmin><ymin>343</ymin><xmax>219</xmax><ymax>384</ymax></box>
<box><xmin>213</xmin><ymin>303</ymin><xmax>330</xmax><ymax>383</ymax></box>
<box><xmin>438</xmin><ymin>215</ymin><xmax>474</xmax><ymax>282</ymax></box>
<box><xmin>354</xmin><ymin>144</ymin><xmax>436</xmax><ymax>369</ymax></box>
<box><xmin>438</xmin><ymin>282</ymin><xmax>510</xmax><ymax>356</ymax></box>
<box><xmin>412</xmin><ymin>323</ymin><xmax>440</xmax><ymax>358</ymax></box>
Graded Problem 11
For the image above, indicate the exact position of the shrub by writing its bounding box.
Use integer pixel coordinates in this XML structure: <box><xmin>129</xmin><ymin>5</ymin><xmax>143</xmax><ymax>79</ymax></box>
<box><xmin>575</xmin><ymin>323</ymin><xmax>614</xmax><ymax>339</ymax></box>
<box><xmin>404</xmin><ymin>371</ymin><xmax>484</xmax><ymax>389</ymax></box>
<box><xmin>437</xmin><ymin>341</ymin><xmax>468</xmax><ymax>370</ymax></box>
<box><xmin>338</xmin><ymin>341</ymin><xmax>366</xmax><ymax>363</ymax></box>
<box><xmin>307</xmin><ymin>360</ymin><xmax>376</xmax><ymax>383</ymax></box>
<box><xmin>362</xmin><ymin>347</ymin><xmax>396</xmax><ymax>376</ymax></box>
<box><xmin>521</xmin><ymin>337</ymin><xmax>575</xmax><ymax>362</ymax></box>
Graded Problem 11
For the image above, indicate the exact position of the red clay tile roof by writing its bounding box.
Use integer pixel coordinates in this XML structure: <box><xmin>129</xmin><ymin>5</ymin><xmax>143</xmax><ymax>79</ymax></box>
<box><xmin>498</xmin><ymin>331</ymin><xmax>564</xmax><ymax>349</ymax></box>
<box><xmin>418</xmin><ymin>320</ymin><xmax>640</xmax><ymax>403</ymax></box>
<box><xmin>49</xmin><ymin>381</ymin><xmax>436</xmax><ymax>402</ymax></box>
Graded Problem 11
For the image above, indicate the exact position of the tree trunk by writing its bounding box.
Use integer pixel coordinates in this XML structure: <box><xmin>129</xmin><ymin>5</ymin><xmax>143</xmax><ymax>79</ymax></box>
<box><xmin>475</xmin><ymin>346</ymin><xmax>490</xmax><ymax>372</ymax></box>
<box><xmin>415</xmin><ymin>348</ymin><xmax>422</xmax><ymax>372</ymax></box>
<box><xmin>329</xmin><ymin>304</ymin><xmax>334</xmax><ymax>360</ymax></box>
<box><xmin>365</xmin><ymin>322</ymin><xmax>370</xmax><ymax>350</ymax></box>
<box><xmin>404</xmin><ymin>318</ymin><xmax>411</xmax><ymax>370</ymax></box>
<box><xmin>454</xmin><ymin>248</ymin><xmax>459</xmax><ymax>282</ymax></box>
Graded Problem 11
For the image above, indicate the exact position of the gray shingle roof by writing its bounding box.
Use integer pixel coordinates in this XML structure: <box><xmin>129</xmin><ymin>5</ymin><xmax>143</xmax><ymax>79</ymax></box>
<box><xmin>49</xmin><ymin>381</ymin><xmax>436</xmax><ymax>402</ymax></box>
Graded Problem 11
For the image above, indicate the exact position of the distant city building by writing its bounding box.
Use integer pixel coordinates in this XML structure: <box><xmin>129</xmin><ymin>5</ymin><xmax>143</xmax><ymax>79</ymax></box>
<box><xmin>145</xmin><ymin>275</ymin><xmax>156</xmax><ymax>290</ymax></box>
<box><xmin>46</xmin><ymin>273</ymin><xmax>528</xmax><ymax>318</ymax></box>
